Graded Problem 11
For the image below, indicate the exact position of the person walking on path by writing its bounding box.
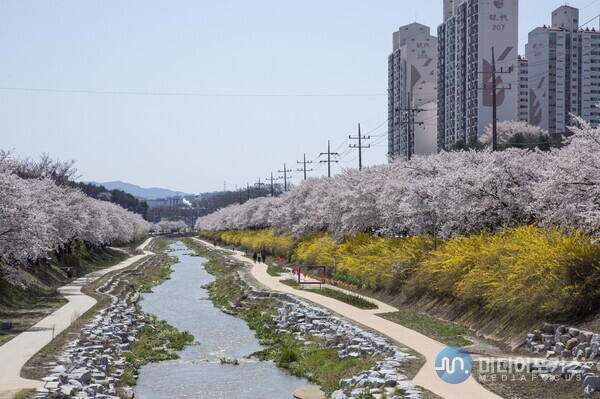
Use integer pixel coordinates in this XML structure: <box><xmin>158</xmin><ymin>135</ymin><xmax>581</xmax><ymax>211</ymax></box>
<box><xmin>252</xmin><ymin>252</ymin><xmax>258</xmax><ymax>263</ymax></box>
<box><xmin>258</xmin><ymin>252</ymin><xmax>262</xmax><ymax>263</ymax></box>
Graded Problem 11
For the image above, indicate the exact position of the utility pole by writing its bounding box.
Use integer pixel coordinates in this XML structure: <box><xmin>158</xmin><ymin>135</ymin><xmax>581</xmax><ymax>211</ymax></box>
<box><xmin>296</xmin><ymin>153</ymin><xmax>313</xmax><ymax>180</ymax></box>
<box><xmin>492</xmin><ymin>48</ymin><xmax>498</xmax><ymax>152</ymax></box>
<box><xmin>278</xmin><ymin>163</ymin><xmax>293</xmax><ymax>191</ymax></box>
<box><xmin>479</xmin><ymin>47</ymin><xmax>512</xmax><ymax>151</ymax></box>
<box><xmin>238</xmin><ymin>188</ymin><xmax>243</xmax><ymax>204</ymax></box>
<box><xmin>349</xmin><ymin>123</ymin><xmax>370</xmax><ymax>170</ymax></box>
<box><xmin>397</xmin><ymin>92</ymin><xmax>424</xmax><ymax>161</ymax></box>
<box><xmin>265</xmin><ymin>172</ymin><xmax>279</xmax><ymax>196</ymax></box>
<box><xmin>247</xmin><ymin>182</ymin><xmax>250</xmax><ymax>200</ymax></box>
<box><xmin>255</xmin><ymin>177</ymin><xmax>265</xmax><ymax>197</ymax></box>
<box><xmin>319</xmin><ymin>140</ymin><xmax>339</xmax><ymax>177</ymax></box>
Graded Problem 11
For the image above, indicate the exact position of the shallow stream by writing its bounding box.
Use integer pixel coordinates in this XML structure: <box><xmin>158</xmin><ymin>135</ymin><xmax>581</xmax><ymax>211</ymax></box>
<box><xmin>134</xmin><ymin>241</ymin><xmax>309</xmax><ymax>399</ymax></box>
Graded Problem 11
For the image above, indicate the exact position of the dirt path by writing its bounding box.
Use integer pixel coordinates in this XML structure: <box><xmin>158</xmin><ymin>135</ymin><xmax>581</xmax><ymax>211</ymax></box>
<box><xmin>0</xmin><ymin>238</ymin><xmax>154</xmax><ymax>395</ymax></box>
<box><xmin>193</xmin><ymin>238</ymin><xmax>502</xmax><ymax>399</ymax></box>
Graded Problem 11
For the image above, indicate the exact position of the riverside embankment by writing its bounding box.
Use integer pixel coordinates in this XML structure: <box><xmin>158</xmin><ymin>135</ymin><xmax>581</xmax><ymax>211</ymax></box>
<box><xmin>0</xmin><ymin>238</ymin><xmax>153</xmax><ymax>398</ymax></box>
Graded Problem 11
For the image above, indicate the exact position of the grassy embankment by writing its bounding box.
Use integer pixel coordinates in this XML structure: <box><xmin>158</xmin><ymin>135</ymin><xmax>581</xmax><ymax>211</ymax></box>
<box><xmin>378</xmin><ymin>311</ymin><xmax>472</xmax><ymax>347</ymax></box>
<box><xmin>21</xmin><ymin>238</ymin><xmax>194</xmax><ymax>391</ymax></box>
<box><xmin>0</xmin><ymin>245</ymin><xmax>135</xmax><ymax>347</ymax></box>
<box><xmin>279</xmin><ymin>278</ymin><xmax>378</xmax><ymax>310</ymax></box>
<box><xmin>184</xmin><ymin>239</ymin><xmax>433</xmax><ymax>398</ymax></box>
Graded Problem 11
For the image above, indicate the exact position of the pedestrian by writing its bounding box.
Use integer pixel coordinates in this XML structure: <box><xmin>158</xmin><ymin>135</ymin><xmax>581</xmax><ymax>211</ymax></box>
<box><xmin>258</xmin><ymin>252</ymin><xmax>262</xmax><ymax>263</ymax></box>
<box><xmin>66</xmin><ymin>267</ymin><xmax>72</xmax><ymax>279</ymax></box>
<box><xmin>252</xmin><ymin>252</ymin><xmax>257</xmax><ymax>263</ymax></box>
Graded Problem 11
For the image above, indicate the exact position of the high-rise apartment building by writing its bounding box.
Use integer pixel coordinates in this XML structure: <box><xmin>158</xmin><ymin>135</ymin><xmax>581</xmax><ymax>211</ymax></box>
<box><xmin>517</xmin><ymin>56</ymin><xmax>529</xmax><ymax>122</ymax></box>
<box><xmin>526</xmin><ymin>6</ymin><xmax>600</xmax><ymax>135</ymax></box>
<box><xmin>388</xmin><ymin>23</ymin><xmax>438</xmax><ymax>161</ymax></box>
<box><xmin>437</xmin><ymin>0</ymin><xmax>519</xmax><ymax>149</ymax></box>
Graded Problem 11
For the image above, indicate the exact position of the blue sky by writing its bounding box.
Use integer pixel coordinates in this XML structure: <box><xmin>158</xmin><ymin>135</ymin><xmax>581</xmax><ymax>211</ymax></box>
<box><xmin>1</xmin><ymin>0</ymin><xmax>599</xmax><ymax>193</ymax></box>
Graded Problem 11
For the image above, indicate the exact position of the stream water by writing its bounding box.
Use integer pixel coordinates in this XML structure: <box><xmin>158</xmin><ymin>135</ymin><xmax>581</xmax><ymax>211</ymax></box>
<box><xmin>134</xmin><ymin>241</ymin><xmax>309</xmax><ymax>399</ymax></box>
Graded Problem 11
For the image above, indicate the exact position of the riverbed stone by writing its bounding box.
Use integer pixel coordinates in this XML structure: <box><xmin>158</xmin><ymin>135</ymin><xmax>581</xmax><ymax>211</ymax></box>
<box><xmin>566</xmin><ymin>338</ymin><xmax>579</xmax><ymax>350</ymax></box>
<box><xmin>568</xmin><ymin>328</ymin><xmax>581</xmax><ymax>337</ymax></box>
<box><xmin>60</xmin><ymin>384</ymin><xmax>77</xmax><ymax>396</ymax></box>
<box><xmin>584</xmin><ymin>375</ymin><xmax>600</xmax><ymax>391</ymax></box>
<box><xmin>543</xmin><ymin>323</ymin><xmax>555</xmax><ymax>334</ymax></box>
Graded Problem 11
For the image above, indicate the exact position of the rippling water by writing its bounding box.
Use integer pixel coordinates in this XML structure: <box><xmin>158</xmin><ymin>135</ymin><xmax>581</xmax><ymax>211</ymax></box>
<box><xmin>134</xmin><ymin>241</ymin><xmax>308</xmax><ymax>399</ymax></box>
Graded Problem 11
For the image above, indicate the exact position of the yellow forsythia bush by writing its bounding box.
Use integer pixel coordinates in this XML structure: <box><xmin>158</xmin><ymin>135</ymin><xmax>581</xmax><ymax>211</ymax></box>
<box><xmin>412</xmin><ymin>225</ymin><xmax>600</xmax><ymax>320</ymax></box>
<box><xmin>202</xmin><ymin>226</ymin><xmax>600</xmax><ymax>321</ymax></box>
<box><xmin>199</xmin><ymin>229</ymin><xmax>294</xmax><ymax>258</ymax></box>
<box><xmin>294</xmin><ymin>231</ymin><xmax>339</xmax><ymax>267</ymax></box>
<box><xmin>293</xmin><ymin>231</ymin><xmax>431</xmax><ymax>290</ymax></box>
<box><xmin>336</xmin><ymin>233</ymin><xmax>431</xmax><ymax>290</ymax></box>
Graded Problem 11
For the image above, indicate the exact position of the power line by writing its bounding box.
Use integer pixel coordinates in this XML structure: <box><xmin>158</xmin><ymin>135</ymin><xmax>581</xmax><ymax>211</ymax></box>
<box><xmin>332</xmin><ymin>137</ymin><xmax>350</xmax><ymax>153</ymax></box>
<box><xmin>582</xmin><ymin>0</ymin><xmax>600</xmax><ymax>10</ymax></box>
<box><xmin>0</xmin><ymin>86</ymin><xmax>386</xmax><ymax>98</ymax></box>
<box><xmin>363</xmin><ymin>118</ymin><xmax>390</xmax><ymax>135</ymax></box>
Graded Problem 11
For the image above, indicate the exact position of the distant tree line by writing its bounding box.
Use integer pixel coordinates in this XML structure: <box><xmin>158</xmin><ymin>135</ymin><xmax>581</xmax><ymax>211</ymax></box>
<box><xmin>195</xmin><ymin>184</ymin><xmax>286</xmax><ymax>217</ymax></box>
<box><xmin>70</xmin><ymin>181</ymin><xmax>149</xmax><ymax>219</ymax></box>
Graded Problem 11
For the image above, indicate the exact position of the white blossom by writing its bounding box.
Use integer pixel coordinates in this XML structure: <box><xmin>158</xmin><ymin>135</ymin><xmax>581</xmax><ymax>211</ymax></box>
<box><xmin>196</xmin><ymin>118</ymin><xmax>599</xmax><ymax>238</ymax></box>
<box><xmin>0</xmin><ymin>154</ymin><xmax>151</xmax><ymax>284</ymax></box>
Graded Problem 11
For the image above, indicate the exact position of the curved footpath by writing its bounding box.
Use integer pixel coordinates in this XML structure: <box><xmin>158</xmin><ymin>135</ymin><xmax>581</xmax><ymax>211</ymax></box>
<box><xmin>0</xmin><ymin>238</ymin><xmax>154</xmax><ymax>397</ymax></box>
<box><xmin>193</xmin><ymin>238</ymin><xmax>501</xmax><ymax>399</ymax></box>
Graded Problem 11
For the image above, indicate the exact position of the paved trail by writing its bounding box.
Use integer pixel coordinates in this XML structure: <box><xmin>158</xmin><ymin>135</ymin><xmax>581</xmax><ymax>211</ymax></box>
<box><xmin>0</xmin><ymin>239</ymin><xmax>153</xmax><ymax>397</ymax></box>
<box><xmin>193</xmin><ymin>238</ymin><xmax>502</xmax><ymax>399</ymax></box>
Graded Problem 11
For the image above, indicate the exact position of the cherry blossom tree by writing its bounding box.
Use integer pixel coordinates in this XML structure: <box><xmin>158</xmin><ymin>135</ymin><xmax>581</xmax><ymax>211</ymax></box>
<box><xmin>532</xmin><ymin>115</ymin><xmax>600</xmax><ymax>233</ymax></box>
<box><xmin>195</xmin><ymin>117</ymin><xmax>599</xmax><ymax>239</ymax></box>
<box><xmin>156</xmin><ymin>220</ymin><xmax>188</xmax><ymax>233</ymax></box>
<box><xmin>481</xmin><ymin>120</ymin><xmax>549</xmax><ymax>150</ymax></box>
<box><xmin>0</xmin><ymin>153</ymin><xmax>151</xmax><ymax>286</ymax></box>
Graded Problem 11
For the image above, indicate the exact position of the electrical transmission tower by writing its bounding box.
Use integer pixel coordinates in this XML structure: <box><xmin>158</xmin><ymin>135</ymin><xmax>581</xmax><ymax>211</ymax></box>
<box><xmin>349</xmin><ymin>123</ymin><xmax>370</xmax><ymax>170</ymax></box>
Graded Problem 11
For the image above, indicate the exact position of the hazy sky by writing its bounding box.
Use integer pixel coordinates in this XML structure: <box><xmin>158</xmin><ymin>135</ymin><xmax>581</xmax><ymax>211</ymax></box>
<box><xmin>2</xmin><ymin>0</ymin><xmax>599</xmax><ymax>193</ymax></box>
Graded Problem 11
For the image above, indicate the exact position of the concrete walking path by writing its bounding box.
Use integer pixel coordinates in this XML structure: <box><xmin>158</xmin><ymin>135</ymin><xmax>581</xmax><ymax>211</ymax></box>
<box><xmin>193</xmin><ymin>238</ymin><xmax>502</xmax><ymax>399</ymax></box>
<box><xmin>0</xmin><ymin>238</ymin><xmax>153</xmax><ymax>395</ymax></box>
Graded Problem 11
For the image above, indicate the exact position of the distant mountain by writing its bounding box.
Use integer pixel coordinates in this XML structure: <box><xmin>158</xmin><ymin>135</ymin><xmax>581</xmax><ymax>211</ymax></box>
<box><xmin>88</xmin><ymin>181</ymin><xmax>191</xmax><ymax>199</ymax></box>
